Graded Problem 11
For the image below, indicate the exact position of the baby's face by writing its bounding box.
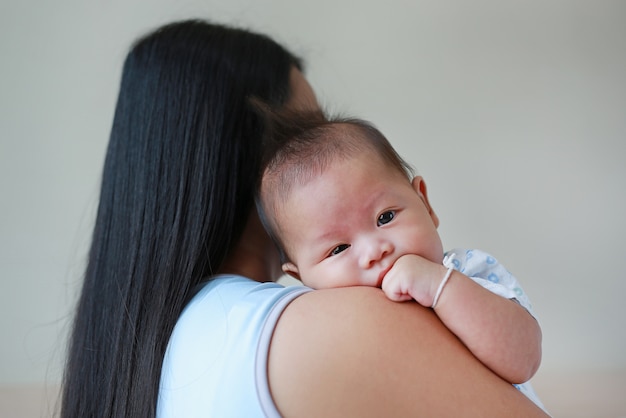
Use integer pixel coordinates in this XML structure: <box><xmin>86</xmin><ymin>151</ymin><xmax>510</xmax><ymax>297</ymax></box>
<box><xmin>278</xmin><ymin>151</ymin><xmax>443</xmax><ymax>289</ymax></box>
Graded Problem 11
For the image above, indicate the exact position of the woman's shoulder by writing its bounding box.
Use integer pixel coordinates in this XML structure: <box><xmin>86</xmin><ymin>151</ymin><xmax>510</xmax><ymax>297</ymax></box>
<box><xmin>189</xmin><ymin>275</ymin><xmax>310</xmax><ymax>310</ymax></box>
<box><xmin>168</xmin><ymin>275</ymin><xmax>311</xmax><ymax>355</ymax></box>
<box><xmin>269</xmin><ymin>286</ymin><xmax>549</xmax><ymax>417</ymax></box>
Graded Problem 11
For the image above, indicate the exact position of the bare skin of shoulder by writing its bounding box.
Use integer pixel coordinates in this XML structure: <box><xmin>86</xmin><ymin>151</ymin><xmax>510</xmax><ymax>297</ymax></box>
<box><xmin>268</xmin><ymin>286</ymin><xmax>549</xmax><ymax>418</ymax></box>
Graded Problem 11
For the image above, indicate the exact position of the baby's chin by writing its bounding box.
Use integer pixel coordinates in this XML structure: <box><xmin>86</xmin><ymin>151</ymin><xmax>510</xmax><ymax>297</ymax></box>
<box><xmin>301</xmin><ymin>277</ymin><xmax>368</xmax><ymax>291</ymax></box>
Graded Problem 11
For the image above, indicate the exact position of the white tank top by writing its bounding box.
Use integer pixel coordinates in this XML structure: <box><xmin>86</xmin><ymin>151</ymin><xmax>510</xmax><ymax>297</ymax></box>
<box><xmin>157</xmin><ymin>275</ymin><xmax>311</xmax><ymax>417</ymax></box>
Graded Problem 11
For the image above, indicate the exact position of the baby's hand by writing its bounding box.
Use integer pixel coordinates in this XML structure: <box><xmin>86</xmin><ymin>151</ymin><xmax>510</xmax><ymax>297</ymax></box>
<box><xmin>381</xmin><ymin>254</ymin><xmax>447</xmax><ymax>306</ymax></box>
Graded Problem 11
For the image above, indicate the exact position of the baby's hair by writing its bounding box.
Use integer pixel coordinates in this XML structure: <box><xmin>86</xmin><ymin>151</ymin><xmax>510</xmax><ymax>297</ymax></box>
<box><xmin>254</xmin><ymin>103</ymin><xmax>414</xmax><ymax>262</ymax></box>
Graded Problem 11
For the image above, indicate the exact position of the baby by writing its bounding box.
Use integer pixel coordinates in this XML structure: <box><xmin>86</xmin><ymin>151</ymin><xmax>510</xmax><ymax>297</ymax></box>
<box><xmin>256</xmin><ymin>109</ymin><xmax>545</xmax><ymax>409</ymax></box>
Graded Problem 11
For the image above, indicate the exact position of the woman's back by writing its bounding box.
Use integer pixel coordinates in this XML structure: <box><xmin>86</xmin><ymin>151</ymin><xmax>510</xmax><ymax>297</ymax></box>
<box><xmin>158</xmin><ymin>276</ymin><xmax>309</xmax><ymax>417</ymax></box>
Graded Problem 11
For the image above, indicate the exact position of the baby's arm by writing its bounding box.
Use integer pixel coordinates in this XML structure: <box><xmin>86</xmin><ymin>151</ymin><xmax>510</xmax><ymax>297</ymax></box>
<box><xmin>382</xmin><ymin>254</ymin><xmax>541</xmax><ymax>384</ymax></box>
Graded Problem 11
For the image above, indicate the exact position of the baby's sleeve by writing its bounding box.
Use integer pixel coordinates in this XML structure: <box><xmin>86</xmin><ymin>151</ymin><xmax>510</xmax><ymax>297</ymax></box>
<box><xmin>445</xmin><ymin>248</ymin><xmax>534</xmax><ymax>315</ymax></box>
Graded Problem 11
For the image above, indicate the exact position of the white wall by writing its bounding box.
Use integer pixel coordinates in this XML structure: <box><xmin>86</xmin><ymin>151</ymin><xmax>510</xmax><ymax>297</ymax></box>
<box><xmin>1</xmin><ymin>0</ymin><xmax>625</xmax><ymax>405</ymax></box>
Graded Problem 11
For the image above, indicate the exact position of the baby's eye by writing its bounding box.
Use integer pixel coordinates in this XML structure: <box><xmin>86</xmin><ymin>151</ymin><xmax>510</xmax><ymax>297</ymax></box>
<box><xmin>377</xmin><ymin>210</ymin><xmax>395</xmax><ymax>226</ymax></box>
<box><xmin>330</xmin><ymin>244</ymin><xmax>350</xmax><ymax>256</ymax></box>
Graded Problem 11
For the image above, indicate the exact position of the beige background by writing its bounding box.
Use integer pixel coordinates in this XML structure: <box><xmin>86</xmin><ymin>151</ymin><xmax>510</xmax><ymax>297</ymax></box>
<box><xmin>1</xmin><ymin>0</ymin><xmax>625</xmax><ymax>416</ymax></box>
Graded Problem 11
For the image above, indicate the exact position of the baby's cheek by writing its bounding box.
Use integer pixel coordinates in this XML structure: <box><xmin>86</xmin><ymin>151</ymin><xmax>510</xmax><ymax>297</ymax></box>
<box><xmin>303</xmin><ymin>266</ymin><xmax>339</xmax><ymax>290</ymax></box>
<box><xmin>325</xmin><ymin>266</ymin><xmax>356</xmax><ymax>288</ymax></box>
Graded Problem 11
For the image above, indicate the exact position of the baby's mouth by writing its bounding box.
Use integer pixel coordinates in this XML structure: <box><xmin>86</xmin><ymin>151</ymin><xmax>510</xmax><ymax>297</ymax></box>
<box><xmin>377</xmin><ymin>265</ymin><xmax>392</xmax><ymax>288</ymax></box>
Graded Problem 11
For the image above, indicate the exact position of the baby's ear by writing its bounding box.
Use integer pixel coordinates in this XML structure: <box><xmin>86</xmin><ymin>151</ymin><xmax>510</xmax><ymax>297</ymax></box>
<box><xmin>411</xmin><ymin>176</ymin><xmax>440</xmax><ymax>228</ymax></box>
<box><xmin>282</xmin><ymin>262</ymin><xmax>301</xmax><ymax>280</ymax></box>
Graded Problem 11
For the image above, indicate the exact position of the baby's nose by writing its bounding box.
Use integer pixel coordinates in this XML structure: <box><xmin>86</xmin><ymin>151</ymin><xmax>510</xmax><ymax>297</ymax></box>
<box><xmin>359</xmin><ymin>240</ymin><xmax>393</xmax><ymax>269</ymax></box>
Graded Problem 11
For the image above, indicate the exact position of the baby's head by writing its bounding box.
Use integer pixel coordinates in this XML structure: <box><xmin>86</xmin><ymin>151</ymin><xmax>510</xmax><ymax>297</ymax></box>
<box><xmin>257</xmin><ymin>111</ymin><xmax>442</xmax><ymax>289</ymax></box>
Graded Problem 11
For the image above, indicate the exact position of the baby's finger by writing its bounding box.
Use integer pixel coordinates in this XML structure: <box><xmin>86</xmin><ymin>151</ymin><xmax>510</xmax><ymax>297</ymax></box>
<box><xmin>381</xmin><ymin>277</ymin><xmax>412</xmax><ymax>302</ymax></box>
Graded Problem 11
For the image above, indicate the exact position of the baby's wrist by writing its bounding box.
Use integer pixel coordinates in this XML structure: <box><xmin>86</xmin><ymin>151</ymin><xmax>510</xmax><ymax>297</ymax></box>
<box><xmin>431</xmin><ymin>253</ymin><xmax>457</xmax><ymax>308</ymax></box>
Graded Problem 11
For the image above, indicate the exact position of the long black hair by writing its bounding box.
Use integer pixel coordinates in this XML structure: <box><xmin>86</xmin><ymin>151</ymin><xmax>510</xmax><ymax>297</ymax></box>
<box><xmin>61</xmin><ymin>19</ymin><xmax>301</xmax><ymax>417</ymax></box>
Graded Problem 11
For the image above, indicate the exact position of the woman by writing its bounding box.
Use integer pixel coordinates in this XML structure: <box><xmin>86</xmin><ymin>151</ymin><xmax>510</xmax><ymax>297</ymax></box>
<box><xmin>61</xmin><ymin>19</ymin><xmax>548</xmax><ymax>417</ymax></box>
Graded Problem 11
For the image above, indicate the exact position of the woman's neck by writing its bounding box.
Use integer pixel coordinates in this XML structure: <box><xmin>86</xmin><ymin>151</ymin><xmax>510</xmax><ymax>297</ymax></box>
<box><xmin>217</xmin><ymin>212</ymin><xmax>281</xmax><ymax>282</ymax></box>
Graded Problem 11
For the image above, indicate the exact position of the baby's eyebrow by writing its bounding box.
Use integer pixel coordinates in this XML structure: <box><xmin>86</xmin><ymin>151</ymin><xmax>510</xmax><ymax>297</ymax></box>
<box><xmin>306</xmin><ymin>229</ymin><xmax>345</xmax><ymax>254</ymax></box>
<box><xmin>313</xmin><ymin>229</ymin><xmax>339</xmax><ymax>242</ymax></box>
<box><xmin>307</xmin><ymin>236</ymin><xmax>338</xmax><ymax>256</ymax></box>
